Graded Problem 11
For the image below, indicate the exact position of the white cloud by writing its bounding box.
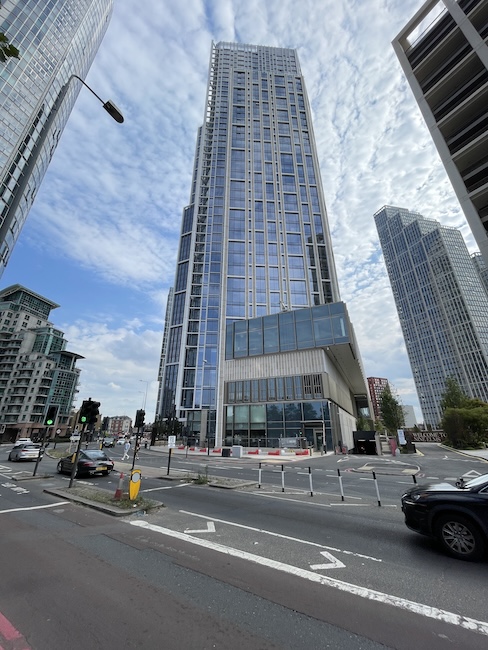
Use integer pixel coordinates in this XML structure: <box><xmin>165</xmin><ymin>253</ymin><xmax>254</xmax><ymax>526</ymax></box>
<box><xmin>4</xmin><ymin>0</ymin><xmax>475</xmax><ymax>424</ymax></box>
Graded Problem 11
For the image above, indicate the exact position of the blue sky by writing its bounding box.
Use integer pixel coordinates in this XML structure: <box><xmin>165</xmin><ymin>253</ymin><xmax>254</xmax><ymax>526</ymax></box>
<box><xmin>1</xmin><ymin>0</ymin><xmax>477</xmax><ymax>422</ymax></box>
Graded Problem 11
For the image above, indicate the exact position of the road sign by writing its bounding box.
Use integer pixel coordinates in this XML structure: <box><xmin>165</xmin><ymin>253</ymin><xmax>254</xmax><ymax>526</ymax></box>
<box><xmin>168</xmin><ymin>435</ymin><xmax>176</xmax><ymax>448</ymax></box>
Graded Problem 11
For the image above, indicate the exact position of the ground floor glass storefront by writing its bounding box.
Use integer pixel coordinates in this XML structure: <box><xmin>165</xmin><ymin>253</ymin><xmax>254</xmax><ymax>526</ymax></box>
<box><xmin>224</xmin><ymin>400</ymin><xmax>334</xmax><ymax>450</ymax></box>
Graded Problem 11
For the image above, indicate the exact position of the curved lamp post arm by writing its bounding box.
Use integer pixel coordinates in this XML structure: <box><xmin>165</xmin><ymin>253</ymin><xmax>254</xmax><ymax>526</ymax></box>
<box><xmin>0</xmin><ymin>74</ymin><xmax>123</xmax><ymax>251</ymax></box>
<box><xmin>71</xmin><ymin>75</ymin><xmax>124</xmax><ymax>123</ymax></box>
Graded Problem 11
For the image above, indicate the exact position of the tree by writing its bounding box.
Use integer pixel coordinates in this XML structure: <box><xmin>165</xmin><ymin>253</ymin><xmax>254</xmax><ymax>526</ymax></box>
<box><xmin>440</xmin><ymin>377</ymin><xmax>468</xmax><ymax>413</ymax></box>
<box><xmin>356</xmin><ymin>414</ymin><xmax>371</xmax><ymax>431</ymax></box>
<box><xmin>442</xmin><ymin>403</ymin><xmax>488</xmax><ymax>449</ymax></box>
<box><xmin>379</xmin><ymin>384</ymin><xmax>404</xmax><ymax>434</ymax></box>
<box><xmin>0</xmin><ymin>33</ymin><xmax>19</xmax><ymax>62</ymax></box>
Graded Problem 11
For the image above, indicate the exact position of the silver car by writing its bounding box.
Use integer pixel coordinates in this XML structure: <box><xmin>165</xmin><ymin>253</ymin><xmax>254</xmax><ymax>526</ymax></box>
<box><xmin>8</xmin><ymin>443</ymin><xmax>43</xmax><ymax>461</ymax></box>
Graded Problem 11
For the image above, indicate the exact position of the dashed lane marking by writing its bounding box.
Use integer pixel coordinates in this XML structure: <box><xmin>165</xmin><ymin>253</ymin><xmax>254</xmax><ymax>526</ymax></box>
<box><xmin>0</xmin><ymin>501</ymin><xmax>69</xmax><ymax>514</ymax></box>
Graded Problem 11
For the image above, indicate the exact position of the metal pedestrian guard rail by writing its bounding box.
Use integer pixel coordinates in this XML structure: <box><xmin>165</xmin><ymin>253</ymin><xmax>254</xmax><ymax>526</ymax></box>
<box><xmin>256</xmin><ymin>463</ymin><xmax>419</xmax><ymax>506</ymax></box>
<box><xmin>258</xmin><ymin>462</ymin><xmax>315</xmax><ymax>496</ymax></box>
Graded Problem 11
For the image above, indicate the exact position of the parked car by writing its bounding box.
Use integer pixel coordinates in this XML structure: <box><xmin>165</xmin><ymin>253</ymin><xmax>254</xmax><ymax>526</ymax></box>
<box><xmin>57</xmin><ymin>449</ymin><xmax>114</xmax><ymax>477</ymax></box>
<box><xmin>102</xmin><ymin>437</ymin><xmax>115</xmax><ymax>448</ymax></box>
<box><xmin>401</xmin><ymin>473</ymin><xmax>488</xmax><ymax>561</ymax></box>
<box><xmin>9</xmin><ymin>443</ymin><xmax>43</xmax><ymax>462</ymax></box>
<box><xmin>13</xmin><ymin>437</ymin><xmax>32</xmax><ymax>447</ymax></box>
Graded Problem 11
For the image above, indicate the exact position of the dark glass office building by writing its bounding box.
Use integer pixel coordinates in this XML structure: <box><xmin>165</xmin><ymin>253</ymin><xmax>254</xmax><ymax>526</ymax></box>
<box><xmin>158</xmin><ymin>42</ymin><xmax>369</xmax><ymax>450</ymax></box>
<box><xmin>0</xmin><ymin>0</ymin><xmax>114</xmax><ymax>276</ymax></box>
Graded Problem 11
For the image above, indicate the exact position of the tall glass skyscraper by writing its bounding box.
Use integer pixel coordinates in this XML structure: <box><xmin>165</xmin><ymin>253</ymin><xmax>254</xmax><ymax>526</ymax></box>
<box><xmin>375</xmin><ymin>205</ymin><xmax>488</xmax><ymax>427</ymax></box>
<box><xmin>159</xmin><ymin>42</ymin><xmax>369</xmax><ymax>450</ymax></box>
<box><xmin>0</xmin><ymin>0</ymin><xmax>114</xmax><ymax>276</ymax></box>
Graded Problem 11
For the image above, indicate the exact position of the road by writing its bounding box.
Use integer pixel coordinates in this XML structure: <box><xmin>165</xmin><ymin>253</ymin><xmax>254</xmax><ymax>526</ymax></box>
<box><xmin>0</xmin><ymin>442</ymin><xmax>487</xmax><ymax>649</ymax></box>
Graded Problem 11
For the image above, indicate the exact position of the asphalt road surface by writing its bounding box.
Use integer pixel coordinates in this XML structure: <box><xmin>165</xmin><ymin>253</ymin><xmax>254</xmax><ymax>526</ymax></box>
<box><xmin>1</xmin><ymin>442</ymin><xmax>487</xmax><ymax>650</ymax></box>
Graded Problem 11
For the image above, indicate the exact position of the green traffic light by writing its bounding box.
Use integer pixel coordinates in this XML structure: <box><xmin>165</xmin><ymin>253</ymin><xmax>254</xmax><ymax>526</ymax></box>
<box><xmin>81</xmin><ymin>416</ymin><xmax>87</xmax><ymax>423</ymax></box>
<box><xmin>46</xmin><ymin>419</ymin><xmax>54</xmax><ymax>425</ymax></box>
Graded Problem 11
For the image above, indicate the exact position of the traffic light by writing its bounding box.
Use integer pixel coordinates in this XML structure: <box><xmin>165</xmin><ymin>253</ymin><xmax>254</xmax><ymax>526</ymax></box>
<box><xmin>135</xmin><ymin>409</ymin><xmax>145</xmax><ymax>428</ymax></box>
<box><xmin>44</xmin><ymin>404</ymin><xmax>58</xmax><ymax>426</ymax></box>
<box><xmin>79</xmin><ymin>400</ymin><xmax>90</xmax><ymax>424</ymax></box>
<box><xmin>79</xmin><ymin>399</ymin><xmax>100</xmax><ymax>425</ymax></box>
<box><xmin>87</xmin><ymin>400</ymin><xmax>100</xmax><ymax>425</ymax></box>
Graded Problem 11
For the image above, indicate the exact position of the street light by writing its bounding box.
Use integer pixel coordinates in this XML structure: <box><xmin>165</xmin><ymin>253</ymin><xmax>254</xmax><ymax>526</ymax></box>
<box><xmin>0</xmin><ymin>74</ymin><xmax>124</xmax><ymax>248</ymax></box>
<box><xmin>139</xmin><ymin>380</ymin><xmax>149</xmax><ymax>411</ymax></box>
<box><xmin>71</xmin><ymin>74</ymin><xmax>124</xmax><ymax>123</ymax></box>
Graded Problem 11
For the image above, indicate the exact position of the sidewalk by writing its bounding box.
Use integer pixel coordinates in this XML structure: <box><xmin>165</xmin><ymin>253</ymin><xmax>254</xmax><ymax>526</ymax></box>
<box><xmin>148</xmin><ymin>444</ymin><xmax>323</xmax><ymax>461</ymax></box>
<box><xmin>445</xmin><ymin>446</ymin><xmax>488</xmax><ymax>462</ymax></box>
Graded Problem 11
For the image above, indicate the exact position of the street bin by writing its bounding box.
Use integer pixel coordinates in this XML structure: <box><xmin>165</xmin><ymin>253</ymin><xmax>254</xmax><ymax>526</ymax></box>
<box><xmin>231</xmin><ymin>445</ymin><xmax>243</xmax><ymax>458</ymax></box>
<box><xmin>221</xmin><ymin>448</ymin><xmax>231</xmax><ymax>457</ymax></box>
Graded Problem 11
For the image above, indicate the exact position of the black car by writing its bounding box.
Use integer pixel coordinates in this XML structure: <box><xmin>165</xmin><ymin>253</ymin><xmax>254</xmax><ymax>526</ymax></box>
<box><xmin>401</xmin><ymin>473</ymin><xmax>488</xmax><ymax>561</ymax></box>
<box><xmin>57</xmin><ymin>449</ymin><xmax>115</xmax><ymax>477</ymax></box>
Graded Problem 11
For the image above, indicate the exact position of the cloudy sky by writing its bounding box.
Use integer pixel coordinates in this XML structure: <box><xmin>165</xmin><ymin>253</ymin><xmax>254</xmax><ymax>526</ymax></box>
<box><xmin>2</xmin><ymin>0</ymin><xmax>476</xmax><ymax>422</ymax></box>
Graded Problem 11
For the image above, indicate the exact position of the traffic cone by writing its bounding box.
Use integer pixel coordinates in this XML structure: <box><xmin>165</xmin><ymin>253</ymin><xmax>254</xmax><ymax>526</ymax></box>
<box><xmin>114</xmin><ymin>472</ymin><xmax>124</xmax><ymax>500</ymax></box>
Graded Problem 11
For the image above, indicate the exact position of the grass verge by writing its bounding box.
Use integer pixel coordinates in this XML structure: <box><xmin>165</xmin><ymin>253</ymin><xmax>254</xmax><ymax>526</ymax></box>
<box><xmin>67</xmin><ymin>485</ymin><xmax>160</xmax><ymax>511</ymax></box>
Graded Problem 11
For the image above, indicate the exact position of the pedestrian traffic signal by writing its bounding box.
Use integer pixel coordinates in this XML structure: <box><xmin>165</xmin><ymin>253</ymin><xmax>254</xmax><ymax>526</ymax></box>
<box><xmin>44</xmin><ymin>404</ymin><xmax>58</xmax><ymax>426</ymax></box>
<box><xmin>135</xmin><ymin>409</ymin><xmax>145</xmax><ymax>428</ymax></box>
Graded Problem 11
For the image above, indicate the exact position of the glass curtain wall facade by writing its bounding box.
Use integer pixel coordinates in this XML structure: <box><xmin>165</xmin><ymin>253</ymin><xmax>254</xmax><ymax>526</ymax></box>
<box><xmin>375</xmin><ymin>205</ymin><xmax>488</xmax><ymax>427</ymax></box>
<box><xmin>393</xmin><ymin>0</ymin><xmax>488</xmax><ymax>267</ymax></box>
<box><xmin>159</xmin><ymin>42</ymin><xmax>344</xmax><ymax>445</ymax></box>
<box><xmin>0</xmin><ymin>0</ymin><xmax>114</xmax><ymax>276</ymax></box>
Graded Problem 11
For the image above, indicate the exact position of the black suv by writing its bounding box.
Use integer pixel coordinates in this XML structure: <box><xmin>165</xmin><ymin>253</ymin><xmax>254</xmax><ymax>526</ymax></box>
<box><xmin>401</xmin><ymin>473</ymin><xmax>488</xmax><ymax>561</ymax></box>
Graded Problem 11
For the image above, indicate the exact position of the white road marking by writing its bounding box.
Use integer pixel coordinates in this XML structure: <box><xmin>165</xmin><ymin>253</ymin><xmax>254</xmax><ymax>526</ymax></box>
<box><xmin>184</xmin><ymin>521</ymin><xmax>216</xmax><ymax>534</ymax></box>
<box><xmin>178</xmin><ymin>509</ymin><xmax>381</xmax><ymax>562</ymax></box>
<box><xmin>0</xmin><ymin>501</ymin><xmax>69</xmax><ymax>514</ymax></box>
<box><xmin>129</xmin><ymin>519</ymin><xmax>488</xmax><ymax>636</ymax></box>
<box><xmin>254</xmin><ymin>493</ymin><xmax>331</xmax><ymax>506</ymax></box>
<box><xmin>463</xmin><ymin>470</ymin><xmax>482</xmax><ymax>478</ymax></box>
<box><xmin>141</xmin><ymin>483</ymin><xmax>189</xmax><ymax>492</ymax></box>
<box><xmin>310</xmin><ymin>550</ymin><xmax>345</xmax><ymax>570</ymax></box>
<box><xmin>329</xmin><ymin>503</ymin><xmax>371</xmax><ymax>507</ymax></box>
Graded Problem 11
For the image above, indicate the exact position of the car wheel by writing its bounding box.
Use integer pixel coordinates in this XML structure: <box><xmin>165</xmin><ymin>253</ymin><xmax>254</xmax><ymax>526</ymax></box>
<box><xmin>8</xmin><ymin>454</ymin><xmax>12</xmax><ymax>461</ymax></box>
<box><xmin>435</xmin><ymin>513</ymin><xmax>485</xmax><ymax>561</ymax></box>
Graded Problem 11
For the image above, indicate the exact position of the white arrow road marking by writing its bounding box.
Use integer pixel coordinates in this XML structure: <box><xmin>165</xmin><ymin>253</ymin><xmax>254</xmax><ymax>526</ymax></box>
<box><xmin>462</xmin><ymin>470</ymin><xmax>482</xmax><ymax>478</ymax></box>
<box><xmin>130</xmin><ymin>520</ymin><xmax>488</xmax><ymax>637</ymax></box>
<box><xmin>179</xmin><ymin>509</ymin><xmax>380</xmax><ymax>561</ymax></box>
<box><xmin>184</xmin><ymin>521</ymin><xmax>216</xmax><ymax>534</ymax></box>
<box><xmin>310</xmin><ymin>550</ymin><xmax>345</xmax><ymax>570</ymax></box>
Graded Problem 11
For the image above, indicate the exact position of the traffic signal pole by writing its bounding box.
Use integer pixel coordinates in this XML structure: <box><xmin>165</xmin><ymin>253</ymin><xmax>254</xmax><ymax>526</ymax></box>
<box><xmin>69</xmin><ymin>422</ymin><xmax>87</xmax><ymax>488</ymax></box>
<box><xmin>131</xmin><ymin>426</ymin><xmax>141</xmax><ymax>472</ymax></box>
<box><xmin>32</xmin><ymin>426</ymin><xmax>50</xmax><ymax>477</ymax></box>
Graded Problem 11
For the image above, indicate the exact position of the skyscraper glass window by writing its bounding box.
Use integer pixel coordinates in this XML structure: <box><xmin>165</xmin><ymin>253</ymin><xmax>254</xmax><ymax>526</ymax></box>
<box><xmin>158</xmin><ymin>42</ymin><xmax>368</xmax><ymax>448</ymax></box>
<box><xmin>0</xmin><ymin>0</ymin><xmax>114</xmax><ymax>276</ymax></box>
<box><xmin>375</xmin><ymin>205</ymin><xmax>488</xmax><ymax>427</ymax></box>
